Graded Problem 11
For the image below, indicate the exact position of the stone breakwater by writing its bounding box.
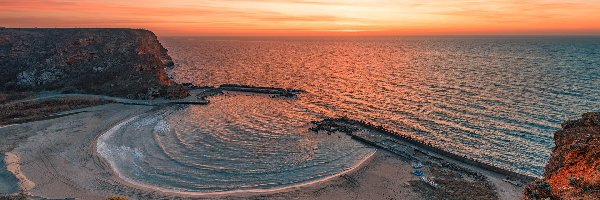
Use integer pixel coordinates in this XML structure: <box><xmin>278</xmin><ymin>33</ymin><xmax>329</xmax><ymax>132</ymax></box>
<box><xmin>186</xmin><ymin>84</ymin><xmax>305</xmax><ymax>99</ymax></box>
<box><xmin>524</xmin><ymin>112</ymin><xmax>600</xmax><ymax>199</ymax></box>
<box><xmin>310</xmin><ymin>117</ymin><xmax>536</xmax><ymax>183</ymax></box>
<box><xmin>0</xmin><ymin>28</ymin><xmax>188</xmax><ymax>99</ymax></box>
<box><xmin>218</xmin><ymin>84</ymin><xmax>304</xmax><ymax>97</ymax></box>
<box><xmin>310</xmin><ymin>117</ymin><xmax>531</xmax><ymax>199</ymax></box>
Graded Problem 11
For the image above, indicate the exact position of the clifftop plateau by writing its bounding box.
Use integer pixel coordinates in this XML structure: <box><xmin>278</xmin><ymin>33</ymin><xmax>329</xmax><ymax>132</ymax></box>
<box><xmin>524</xmin><ymin>112</ymin><xmax>600</xmax><ymax>199</ymax></box>
<box><xmin>0</xmin><ymin>28</ymin><xmax>188</xmax><ymax>99</ymax></box>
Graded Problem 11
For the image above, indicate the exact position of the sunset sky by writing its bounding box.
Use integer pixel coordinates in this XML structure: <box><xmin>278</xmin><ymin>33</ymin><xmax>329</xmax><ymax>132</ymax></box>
<box><xmin>1</xmin><ymin>0</ymin><xmax>599</xmax><ymax>36</ymax></box>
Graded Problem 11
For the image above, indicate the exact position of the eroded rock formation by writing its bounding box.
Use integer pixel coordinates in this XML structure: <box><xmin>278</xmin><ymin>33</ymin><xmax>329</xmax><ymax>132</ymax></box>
<box><xmin>0</xmin><ymin>28</ymin><xmax>188</xmax><ymax>99</ymax></box>
<box><xmin>524</xmin><ymin>112</ymin><xmax>600</xmax><ymax>199</ymax></box>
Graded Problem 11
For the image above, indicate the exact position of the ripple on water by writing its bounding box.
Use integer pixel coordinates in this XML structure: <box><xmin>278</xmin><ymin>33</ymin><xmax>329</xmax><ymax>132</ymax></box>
<box><xmin>161</xmin><ymin>37</ymin><xmax>600</xmax><ymax>177</ymax></box>
<box><xmin>97</xmin><ymin>94</ymin><xmax>376</xmax><ymax>193</ymax></box>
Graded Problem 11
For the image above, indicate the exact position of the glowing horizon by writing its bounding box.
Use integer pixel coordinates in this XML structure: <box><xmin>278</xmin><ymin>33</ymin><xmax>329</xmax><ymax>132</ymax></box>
<box><xmin>1</xmin><ymin>0</ymin><xmax>600</xmax><ymax>36</ymax></box>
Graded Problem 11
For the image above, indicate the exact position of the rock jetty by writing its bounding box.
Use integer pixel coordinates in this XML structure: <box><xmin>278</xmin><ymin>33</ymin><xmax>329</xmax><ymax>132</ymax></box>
<box><xmin>310</xmin><ymin>117</ymin><xmax>536</xmax><ymax>181</ymax></box>
<box><xmin>218</xmin><ymin>84</ymin><xmax>304</xmax><ymax>97</ymax></box>
<box><xmin>310</xmin><ymin>117</ymin><xmax>516</xmax><ymax>199</ymax></box>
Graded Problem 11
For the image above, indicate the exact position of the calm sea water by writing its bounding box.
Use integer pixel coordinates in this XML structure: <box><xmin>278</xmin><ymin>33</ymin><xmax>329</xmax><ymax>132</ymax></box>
<box><xmin>100</xmin><ymin>37</ymin><xmax>600</xmax><ymax>193</ymax></box>
<box><xmin>98</xmin><ymin>95</ymin><xmax>375</xmax><ymax>193</ymax></box>
<box><xmin>163</xmin><ymin>36</ymin><xmax>600</xmax><ymax>176</ymax></box>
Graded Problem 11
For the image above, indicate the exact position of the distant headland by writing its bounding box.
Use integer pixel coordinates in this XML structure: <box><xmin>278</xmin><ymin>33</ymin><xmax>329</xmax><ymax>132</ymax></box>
<box><xmin>0</xmin><ymin>28</ymin><xmax>188</xmax><ymax>99</ymax></box>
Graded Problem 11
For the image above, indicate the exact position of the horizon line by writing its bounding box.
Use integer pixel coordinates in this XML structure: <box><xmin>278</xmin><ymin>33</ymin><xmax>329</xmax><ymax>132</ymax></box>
<box><xmin>2</xmin><ymin>27</ymin><xmax>599</xmax><ymax>38</ymax></box>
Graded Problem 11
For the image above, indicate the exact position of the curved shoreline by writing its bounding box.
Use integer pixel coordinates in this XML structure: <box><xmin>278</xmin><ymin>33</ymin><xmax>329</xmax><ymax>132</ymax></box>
<box><xmin>94</xmin><ymin>112</ymin><xmax>377</xmax><ymax>197</ymax></box>
<box><xmin>0</xmin><ymin>102</ymin><xmax>529</xmax><ymax>199</ymax></box>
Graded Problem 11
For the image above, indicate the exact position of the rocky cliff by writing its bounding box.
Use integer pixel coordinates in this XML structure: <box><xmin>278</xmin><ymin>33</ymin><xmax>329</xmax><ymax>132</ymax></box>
<box><xmin>0</xmin><ymin>28</ymin><xmax>188</xmax><ymax>99</ymax></box>
<box><xmin>524</xmin><ymin>112</ymin><xmax>600</xmax><ymax>199</ymax></box>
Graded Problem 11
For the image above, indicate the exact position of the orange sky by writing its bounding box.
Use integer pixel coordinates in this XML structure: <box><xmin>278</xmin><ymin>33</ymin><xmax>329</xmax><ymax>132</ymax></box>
<box><xmin>1</xmin><ymin>0</ymin><xmax>600</xmax><ymax>36</ymax></box>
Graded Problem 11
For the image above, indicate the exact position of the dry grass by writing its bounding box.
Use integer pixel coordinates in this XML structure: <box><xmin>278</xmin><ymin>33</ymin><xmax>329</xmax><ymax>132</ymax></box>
<box><xmin>410</xmin><ymin>161</ymin><xmax>497</xmax><ymax>200</ymax></box>
<box><xmin>0</xmin><ymin>92</ymin><xmax>33</xmax><ymax>104</ymax></box>
<box><xmin>0</xmin><ymin>192</ymin><xmax>28</xmax><ymax>200</ymax></box>
<box><xmin>0</xmin><ymin>96</ymin><xmax>109</xmax><ymax>125</ymax></box>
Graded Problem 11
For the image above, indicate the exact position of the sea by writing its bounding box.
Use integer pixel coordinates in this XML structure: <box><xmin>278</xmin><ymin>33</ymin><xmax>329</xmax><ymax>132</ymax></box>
<box><xmin>98</xmin><ymin>36</ymin><xmax>600</xmax><ymax>193</ymax></box>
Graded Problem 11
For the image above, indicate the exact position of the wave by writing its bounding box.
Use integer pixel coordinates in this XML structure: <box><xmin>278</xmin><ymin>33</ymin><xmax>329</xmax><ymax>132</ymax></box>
<box><xmin>96</xmin><ymin>94</ymin><xmax>376</xmax><ymax>194</ymax></box>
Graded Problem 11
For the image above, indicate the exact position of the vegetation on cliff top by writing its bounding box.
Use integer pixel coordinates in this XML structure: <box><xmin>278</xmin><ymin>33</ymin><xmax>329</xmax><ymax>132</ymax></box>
<box><xmin>524</xmin><ymin>112</ymin><xmax>600</xmax><ymax>199</ymax></box>
<box><xmin>0</xmin><ymin>28</ymin><xmax>188</xmax><ymax>99</ymax></box>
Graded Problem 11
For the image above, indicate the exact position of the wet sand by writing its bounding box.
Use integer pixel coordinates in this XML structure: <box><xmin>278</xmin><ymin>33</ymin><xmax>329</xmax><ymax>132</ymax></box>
<box><xmin>0</xmin><ymin>104</ymin><xmax>157</xmax><ymax>199</ymax></box>
<box><xmin>260</xmin><ymin>151</ymin><xmax>424</xmax><ymax>200</ymax></box>
<box><xmin>0</xmin><ymin>102</ymin><xmax>527</xmax><ymax>199</ymax></box>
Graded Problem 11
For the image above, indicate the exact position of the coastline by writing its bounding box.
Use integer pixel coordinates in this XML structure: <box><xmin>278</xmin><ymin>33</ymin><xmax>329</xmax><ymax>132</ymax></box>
<box><xmin>0</xmin><ymin>28</ymin><xmax>531</xmax><ymax>199</ymax></box>
<box><xmin>91</xmin><ymin>105</ymin><xmax>378</xmax><ymax>198</ymax></box>
<box><xmin>0</xmin><ymin>103</ymin><xmax>157</xmax><ymax>199</ymax></box>
<box><xmin>0</xmin><ymin>102</ymin><xmax>385</xmax><ymax>199</ymax></box>
<box><xmin>3</xmin><ymin>152</ymin><xmax>35</xmax><ymax>194</ymax></box>
<box><xmin>97</xmin><ymin>123</ymin><xmax>377</xmax><ymax>198</ymax></box>
<box><xmin>0</xmin><ymin>100</ymin><xmax>527</xmax><ymax>199</ymax></box>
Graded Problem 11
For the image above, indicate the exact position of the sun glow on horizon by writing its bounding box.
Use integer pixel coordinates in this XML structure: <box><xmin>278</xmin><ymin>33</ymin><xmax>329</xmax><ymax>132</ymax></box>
<box><xmin>1</xmin><ymin>0</ymin><xmax>600</xmax><ymax>36</ymax></box>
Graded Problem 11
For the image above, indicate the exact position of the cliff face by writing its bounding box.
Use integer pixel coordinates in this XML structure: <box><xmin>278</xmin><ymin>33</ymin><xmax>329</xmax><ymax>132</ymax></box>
<box><xmin>524</xmin><ymin>112</ymin><xmax>600</xmax><ymax>199</ymax></box>
<box><xmin>0</xmin><ymin>28</ymin><xmax>188</xmax><ymax>99</ymax></box>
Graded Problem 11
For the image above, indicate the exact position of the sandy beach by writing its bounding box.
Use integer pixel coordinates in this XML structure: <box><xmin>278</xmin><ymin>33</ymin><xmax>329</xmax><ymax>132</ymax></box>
<box><xmin>0</xmin><ymin>100</ymin><xmax>531</xmax><ymax>199</ymax></box>
<box><xmin>1</xmin><ymin>104</ymin><xmax>155</xmax><ymax>199</ymax></box>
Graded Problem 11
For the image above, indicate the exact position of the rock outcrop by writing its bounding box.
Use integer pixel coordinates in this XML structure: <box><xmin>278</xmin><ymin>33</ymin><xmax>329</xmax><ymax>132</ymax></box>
<box><xmin>0</xmin><ymin>28</ymin><xmax>188</xmax><ymax>99</ymax></box>
<box><xmin>524</xmin><ymin>112</ymin><xmax>600</xmax><ymax>199</ymax></box>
